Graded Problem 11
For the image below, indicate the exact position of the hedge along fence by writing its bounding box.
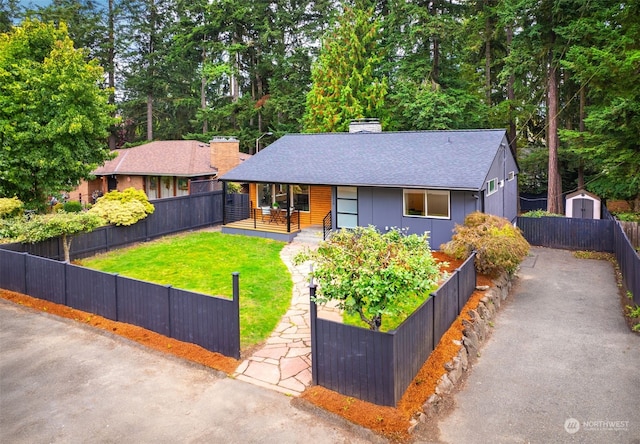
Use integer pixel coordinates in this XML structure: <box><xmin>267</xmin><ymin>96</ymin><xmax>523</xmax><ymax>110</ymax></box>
<box><xmin>517</xmin><ymin>214</ymin><xmax>640</xmax><ymax>306</ymax></box>
<box><xmin>0</xmin><ymin>248</ymin><xmax>241</xmax><ymax>359</ymax></box>
<box><xmin>0</xmin><ymin>191</ymin><xmax>233</xmax><ymax>261</ymax></box>
<box><xmin>309</xmin><ymin>253</ymin><xmax>476</xmax><ymax>407</ymax></box>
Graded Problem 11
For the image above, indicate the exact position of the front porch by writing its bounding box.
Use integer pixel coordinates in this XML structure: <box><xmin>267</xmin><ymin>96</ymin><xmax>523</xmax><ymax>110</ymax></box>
<box><xmin>222</xmin><ymin>215</ymin><xmax>301</xmax><ymax>242</ymax></box>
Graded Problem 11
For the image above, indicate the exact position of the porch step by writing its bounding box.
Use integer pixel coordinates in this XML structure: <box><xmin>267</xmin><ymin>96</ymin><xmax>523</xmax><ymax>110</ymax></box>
<box><xmin>292</xmin><ymin>226</ymin><xmax>324</xmax><ymax>245</ymax></box>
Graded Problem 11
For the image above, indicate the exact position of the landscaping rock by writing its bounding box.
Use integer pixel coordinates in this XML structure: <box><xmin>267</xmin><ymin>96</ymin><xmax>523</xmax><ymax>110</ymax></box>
<box><xmin>422</xmin><ymin>394</ymin><xmax>442</xmax><ymax>419</ymax></box>
<box><xmin>458</xmin><ymin>346</ymin><xmax>469</xmax><ymax>372</ymax></box>
<box><xmin>435</xmin><ymin>374</ymin><xmax>454</xmax><ymax>395</ymax></box>
<box><xmin>447</xmin><ymin>357</ymin><xmax>463</xmax><ymax>384</ymax></box>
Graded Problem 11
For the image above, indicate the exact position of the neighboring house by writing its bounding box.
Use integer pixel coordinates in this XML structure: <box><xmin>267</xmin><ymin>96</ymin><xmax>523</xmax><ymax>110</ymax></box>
<box><xmin>219</xmin><ymin>121</ymin><xmax>518</xmax><ymax>247</ymax></box>
<box><xmin>70</xmin><ymin>138</ymin><xmax>249</xmax><ymax>203</ymax></box>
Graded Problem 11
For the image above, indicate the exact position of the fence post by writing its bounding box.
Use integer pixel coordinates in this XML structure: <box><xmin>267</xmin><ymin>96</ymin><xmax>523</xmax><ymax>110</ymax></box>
<box><xmin>309</xmin><ymin>284</ymin><xmax>318</xmax><ymax>385</ymax></box>
<box><xmin>232</xmin><ymin>272</ymin><xmax>241</xmax><ymax>359</ymax></box>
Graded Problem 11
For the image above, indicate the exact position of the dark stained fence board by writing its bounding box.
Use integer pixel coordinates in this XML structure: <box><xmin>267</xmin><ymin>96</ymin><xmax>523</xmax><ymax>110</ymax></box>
<box><xmin>457</xmin><ymin>254</ymin><xmax>477</xmax><ymax>309</ymax></box>
<box><xmin>314</xmin><ymin>318</ymin><xmax>395</xmax><ymax>406</ymax></box>
<box><xmin>108</xmin><ymin>222</ymin><xmax>148</xmax><ymax>249</ymax></box>
<box><xmin>65</xmin><ymin>264</ymin><xmax>117</xmax><ymax>320</ymax></box>
<box><xmin>25</xmin><ymin>255</ymin><xmax>66</xmax><ymax>304</ymax></box>
<box><xmin>169</xmin><ymin>288</ymin><xmax>240</xmax><ymax>358</ymax></box>
<box><xmin>391</xmin><ymin>296</ymin><xmax>435</xmax><ymax>403</ymax></box>
<box><xmin>614</xmin><ymin>222</ymin><xmax>640</xmax><ymax>306</ymax></box>
<box><xmin>0</xmin><ymin>249</ymin><xmax>27</xmax><ymax>293</ymax></box>
<box><xmin>69</xmin><ymin>227</ymin><xmax>109</xmax><ymax>259</ymax></box>
<box><xmin>517</xmin><ymin>217</ymin><xmax>614</xmax><ymax>252</ymax></box>
<box><xmin>116</xmin><ymin>276</ymin><xmax>171</xmax><ymax>336</ymax></box>
<box><xmin>432</xmin><ymin>273</ymin><xmax>459</xmax><ymax>346</ymax></box>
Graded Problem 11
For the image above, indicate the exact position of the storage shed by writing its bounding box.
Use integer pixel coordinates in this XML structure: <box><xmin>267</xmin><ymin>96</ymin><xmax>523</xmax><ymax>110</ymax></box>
<box><xmin>565</xmin><ymin>189</ymin><xmax>601</xmax><ymax>219</ymax></box>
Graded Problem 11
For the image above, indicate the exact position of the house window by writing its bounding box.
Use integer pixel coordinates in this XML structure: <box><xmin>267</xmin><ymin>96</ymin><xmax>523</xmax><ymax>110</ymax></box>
<box><xmin>403</xmin><ymin>189</ymin><xmax>450</xmax><ymax>219</ymax></box>
<box><xmin>507</xmin><ymin>171</ymin><xmax>515</xmax><ymax>181</ymax></box>
<box><xmin>257</xmin><ymin>183</ymin><xmax>272</xmax><ymax>207</ymax></box>
<box><xmin>486</xmin><ymin>178</ymin><xmax>498</xmax><ymax>196</ymax></box>
<box><xmin>293</xmin><ymin>185</ymin><xmax>310</xmax><ymax>211</ymax></box>
<box><xmin>336</xmin><ymin>186</ymin><xmax>358</xmax><ymax>228</ymax></box>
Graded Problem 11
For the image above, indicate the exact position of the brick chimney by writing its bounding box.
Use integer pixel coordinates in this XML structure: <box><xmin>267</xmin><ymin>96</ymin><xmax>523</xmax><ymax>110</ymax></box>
<box><xmin>349</xmin><ymin>118</ymin><xmax>382</xmax><ymax>133</ymax></box>
<box><xmin>210</xmin><ymin>137</ymin><xmax>240</xmax><ymax>177</ymax></box>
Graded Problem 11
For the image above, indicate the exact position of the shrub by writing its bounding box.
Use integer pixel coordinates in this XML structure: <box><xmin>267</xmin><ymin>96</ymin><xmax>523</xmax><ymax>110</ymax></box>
<box><xmin>294</xmin><ymin>226</ymin><xmax>441</xmax><ymax>331</ymax></box>
<box><xmin>89</xmin><ymin>188</ymin><xmax>154</xmax><ymax>226</ymax></box>
<box><xmin>441</xmin><ymin>212</ymin><xmax>530</xmax><ymax>277</ymax></box>
<box><xmin>521</xmin><ymin>210</ymin><xmax>564</xmax><ymax>218</ymax></box>
<box><xmin>614</xmin><ymin>212</ymin><xmax>640</xmax><ymax>222</ymax></box>
<box><xmin>0</xmin><ymin>197</ymin><xmax>23</xmax><ymax>219</ymax></box>
<box><xmin>63</xmin><ymin>200</ymin><xmax>83</xmax><ymax>213</ymax></box>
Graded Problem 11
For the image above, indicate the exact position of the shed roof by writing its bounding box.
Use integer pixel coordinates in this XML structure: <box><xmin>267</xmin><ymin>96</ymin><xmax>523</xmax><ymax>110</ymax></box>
<box><xmin>220</xmin><ymin>129</ymin><xmax>509</xmax><ymax>190</ymax></box>
<box><xmin>92</xmin><ymin>140</ymin><xmax>250</xmax><ymax>177</ymax></box>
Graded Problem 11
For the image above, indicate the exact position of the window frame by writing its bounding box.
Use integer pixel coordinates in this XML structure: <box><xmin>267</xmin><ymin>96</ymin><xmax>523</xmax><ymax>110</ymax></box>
<box><xmin>403</xmin><ymin>189</ymin><xmax>451</xmax><ymax>219</ymax></box>
<box><xmin>486</xmin><ymin>178</ymin><xmax>498</xmax><ymax>196</ymax></box>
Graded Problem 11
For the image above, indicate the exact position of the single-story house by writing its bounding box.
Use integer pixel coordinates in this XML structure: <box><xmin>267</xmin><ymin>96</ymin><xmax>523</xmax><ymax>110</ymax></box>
<box><xmin>219</xmin><ymin>121</ymin><xmax>518</xmax><ymax>247</ymax></box>
<box><xmin>70</xmin><ymin>138</ymin><xmax>249</xmax><ymax>203</ymax></box>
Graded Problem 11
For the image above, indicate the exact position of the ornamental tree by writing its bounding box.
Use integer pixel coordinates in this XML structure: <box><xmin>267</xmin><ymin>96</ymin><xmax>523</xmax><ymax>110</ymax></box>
<box><xmin>88</xmin><ymin>187</ymin><xmax>154</xmax><ymax>226</ymax></box>
<box><xmin>294</xmin><ymin>226</ymin><xmax>441</xmax><ymax>331</ymax></box>
<box><xmin>0</xmin><ymin>19</ymin><xmax>116</xmax><ymax>210</ymax></box>
<box><xmin>19</xmin><ymin>211</ymin><xmax>105</xmax><ymax>262</ymax></box>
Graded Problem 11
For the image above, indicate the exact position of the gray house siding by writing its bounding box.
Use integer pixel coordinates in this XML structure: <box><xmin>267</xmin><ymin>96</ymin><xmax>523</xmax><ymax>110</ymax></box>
<box><xmin>482</xmin><ymin>141</ymin><xmax>518</xmax><ymax>223</ymax></box>
<box><xmin>349</xmin><ymin>187</ymin><xmax>478</xmax><ymax>248</ymax></box>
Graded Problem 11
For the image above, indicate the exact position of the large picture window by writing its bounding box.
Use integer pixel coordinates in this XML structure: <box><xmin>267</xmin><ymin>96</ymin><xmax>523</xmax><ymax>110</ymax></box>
<box><xmin>257</xmin><ymin>183</ymin><xmax>272</xmax><ymax>207</ymax></box>
<box><xmin>403</xmin><ymin>189</ymin><xmax>450</xmax><ymax>219</ymax></box>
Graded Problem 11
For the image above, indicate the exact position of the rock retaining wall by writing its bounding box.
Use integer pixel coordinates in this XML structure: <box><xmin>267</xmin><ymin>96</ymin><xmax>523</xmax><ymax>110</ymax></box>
<box><xmin>411</xmin><ymin>273</ymin><xmax>514</xmax><ymax>433</ymax></box>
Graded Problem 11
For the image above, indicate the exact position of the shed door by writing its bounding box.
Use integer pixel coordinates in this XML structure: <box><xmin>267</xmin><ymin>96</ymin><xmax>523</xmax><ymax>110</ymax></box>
<box><xmin>572</xmin><ymin>198</ymin><xmax>594</xmax><ymax>219</ymax></box>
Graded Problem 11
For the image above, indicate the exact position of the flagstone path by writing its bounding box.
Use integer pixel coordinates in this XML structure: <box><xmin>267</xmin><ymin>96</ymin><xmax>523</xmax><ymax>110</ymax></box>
<box><xmin>232</xmin><ymin>229</ymin><xmax>340</xmax><ymax>396</ymax></box>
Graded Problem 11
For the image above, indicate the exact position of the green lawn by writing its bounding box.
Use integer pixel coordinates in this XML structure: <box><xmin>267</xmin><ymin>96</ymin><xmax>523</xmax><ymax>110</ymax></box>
<box><xmin>79</xmin><ymin>231</ymin><xmax>292</xmax><ymax>348</ymax></box>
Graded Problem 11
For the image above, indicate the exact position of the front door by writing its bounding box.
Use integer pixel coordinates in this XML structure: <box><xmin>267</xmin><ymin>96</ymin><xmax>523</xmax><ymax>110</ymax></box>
<box><xmin>336</xmin><ymin>186</ymin><xmax>358</xmax><ymax>228</ymax></box>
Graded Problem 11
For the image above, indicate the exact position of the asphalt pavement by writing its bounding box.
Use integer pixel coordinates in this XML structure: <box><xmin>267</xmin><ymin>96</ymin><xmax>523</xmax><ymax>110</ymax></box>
<box><xmin>0</xmin><ymin>299</ymin><xmax>376</xmax><ymax>444</ymax></box>
<box><xmin>436</xmin><ymin>247</ymin><xmax>640</xmax><ymax>444</ymax></box>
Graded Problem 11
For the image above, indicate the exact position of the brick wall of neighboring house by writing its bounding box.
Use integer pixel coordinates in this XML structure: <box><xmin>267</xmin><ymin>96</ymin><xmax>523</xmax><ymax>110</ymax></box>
<box><xmin>210</xmin><ymin>137</ymin><xmax>240</xmax><ymax>177</ymax></box>
<box><xmin>116</xmin><ymin>175</ymin><xmax>145</xmax><ymax>193</ymax></box>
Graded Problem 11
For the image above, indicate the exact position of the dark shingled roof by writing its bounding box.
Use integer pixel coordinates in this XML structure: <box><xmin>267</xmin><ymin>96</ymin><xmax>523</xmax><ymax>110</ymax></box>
<box><xmin>220</xmin><ymin>129</ymin><xmax>507</xmax><ymax>190</ymax></box>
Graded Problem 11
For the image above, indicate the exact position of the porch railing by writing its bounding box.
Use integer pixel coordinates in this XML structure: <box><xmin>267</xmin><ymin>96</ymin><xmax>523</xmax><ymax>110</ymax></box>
<box><xmin>322</xmin><ymin>211</ymin><xmax>332</xmax><ymax>240</ymax></box>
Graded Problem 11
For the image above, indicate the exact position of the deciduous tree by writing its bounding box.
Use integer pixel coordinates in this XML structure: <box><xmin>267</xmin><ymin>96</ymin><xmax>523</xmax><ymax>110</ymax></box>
<box><xmin>0</xmin><ymin>20</ymin><xmax>116</xmax><ymax>209</ymax></box>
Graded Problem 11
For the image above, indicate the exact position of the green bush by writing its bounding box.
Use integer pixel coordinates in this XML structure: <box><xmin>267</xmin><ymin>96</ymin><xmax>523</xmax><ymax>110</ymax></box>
<box><xmin>88</xmin><ymin>188</ymin><xmax>154</xmax><ymax>226</ymax></box>
<box><xmin>614</xmin><ymin>212</ymin><xmax>640</xmax><ymax>222</ymax></box>
<box><xmin>521</xmin><ymin>209</ymin><xmax>564</xmax><ymax>218</ymax></box>
<box><xmin>0</xmin><ymin>197</ymin><xmax>23</xmax><ymax>219</ymax></box>
<box><xmin>294</xmin><ymin>226</ymin><xmax>441</xmax><ymax>331</ymax></box>
<box><xmin>441</xmin><ymin>212</ymin><xmax>530</xmax><ymax>277</ymax></box>
<box><xmin>63</xmin><ymin>200</ymin><xmax>83</xmax><ymax>213</ymax></box>
<box><xmin>0</xmin><ymin>218</ymin><xmax>23</xmax><ymax>240</ymax></box>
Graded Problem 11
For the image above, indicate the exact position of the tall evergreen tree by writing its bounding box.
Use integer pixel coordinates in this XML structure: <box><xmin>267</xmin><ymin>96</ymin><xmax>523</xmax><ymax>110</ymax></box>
<box><xmin>303</xmin><ymin>1</ymin><xmax>387</xmax><ymax>132</ymax></box>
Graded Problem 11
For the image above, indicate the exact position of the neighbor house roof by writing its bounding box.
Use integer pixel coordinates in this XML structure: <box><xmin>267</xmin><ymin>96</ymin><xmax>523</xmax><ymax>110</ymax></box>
<box><xmin>220</xmin><ymin>129</ymin><xmax>509</xmax><ymax>190</ymax></box>
<box><xmin>92</xmin><ymin>140</ymin><xmax>251</xmax><ymax>177</ymax></box>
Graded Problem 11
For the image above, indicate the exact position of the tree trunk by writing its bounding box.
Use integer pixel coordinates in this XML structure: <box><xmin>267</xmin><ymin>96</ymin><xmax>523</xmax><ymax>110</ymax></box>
<box><xmin>147</xmin><ymin>93</ymin><xmax>153</xmax><ymax>140</ymax></box>
<box><xmin>484</xmin><ymin>1</ymin><xmax>492</xmax><ymax>105</ymax></box>
<box><xmin>547</xmin><ymin>46</ymin><xmax>563</xmax><ymax>214</ymax></box>
<box><xmin>506</xmin><ymin>26</ymin><xmax>517</xmax><ymax>158</ymax></box>
<box><xmin>107</xmin><ymin>0</ymin><xmax>117</xmax><ymax>150</ymax></box>
<box><xmin>62</xmin><ymin>234</ymin><xmax>71</xmax><ymax>263</ymax></box>
<box><xmin>201</xmin><ymin>44</ymin><xmax>208</xmax><ymax>134</ymax></box>
<box><xmin>577</xmin><ymin>87</ymin><xmax>586</xmax><ymax>189</ymax></box>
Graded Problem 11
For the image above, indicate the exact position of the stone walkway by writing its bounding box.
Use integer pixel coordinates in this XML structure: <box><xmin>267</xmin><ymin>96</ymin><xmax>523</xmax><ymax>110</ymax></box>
<box><xmin>232</xmin><ymin>231</ymin><xmax>328</xmax><ymax>396</ymax></box>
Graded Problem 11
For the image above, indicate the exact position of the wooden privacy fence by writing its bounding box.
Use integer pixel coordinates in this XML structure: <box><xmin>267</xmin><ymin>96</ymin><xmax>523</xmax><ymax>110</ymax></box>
<box><xmin>517</xmin><ymin>215</ymin><xmax>640</xmax><ymax>306</ymax></box>
<box><xmin>309</xmin><ymin>253</ymin><xmax>476</xmax><ymax>407</ymax></box>
<box><xmin>0</xmin><ymin>191</ymin><xmax>252</xmax><ymax>261</ymax></box>
<box><xmin>0</xmin><ymin>248</ymin><xmax>241</xmax><ymax>359</ymax></box>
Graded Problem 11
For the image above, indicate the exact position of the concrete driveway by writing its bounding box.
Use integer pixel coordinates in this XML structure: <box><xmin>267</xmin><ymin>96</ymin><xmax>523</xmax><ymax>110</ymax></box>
<box><xmin>436</xmin><ymin>247</ymin><xmax>640</xmax><ymax>444</ymax></box>
<box><xmin>0</xmin><ymin>299</ymin><xmax>376</xmax><ymax>444</ymax></box>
